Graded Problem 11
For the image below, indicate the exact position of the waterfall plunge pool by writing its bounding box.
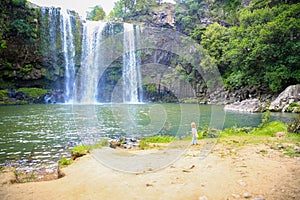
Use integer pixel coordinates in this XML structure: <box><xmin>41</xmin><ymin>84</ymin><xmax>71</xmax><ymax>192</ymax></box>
<box><xmin>0</xmin><ymin>103</ymin><xmax>297</xmax><ymax>169</ymax></box>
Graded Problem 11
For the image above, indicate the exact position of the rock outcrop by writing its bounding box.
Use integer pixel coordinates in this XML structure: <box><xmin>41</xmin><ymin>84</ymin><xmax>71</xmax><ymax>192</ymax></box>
<box><xmin>224</xmin><ymin>98</ymin><xmax>267</xmax><ymax>113</ymax></box>
<box><xmin>269</xmin><ymin>85</ymin><xmax>300</xmax><ymax>112</ymax></box>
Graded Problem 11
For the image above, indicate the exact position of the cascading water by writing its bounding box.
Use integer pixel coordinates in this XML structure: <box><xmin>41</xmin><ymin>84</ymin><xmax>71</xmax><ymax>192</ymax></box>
<box><xmin>123</xmin><ymin>23</ymin><xmax>143</xmax><ymax>103</ymax></box>
<box><xmin>77</xmin><ymin>21</ymin><xmax>107</xmax><ymax>104</ymax></box>
<box><xmin>41</xmin><ymin>7</ymin><xmax>76</xmax><ymax>103</ymax></box>
<box><xmin>42</xmin><ymin>8</ymin><xmax>143</xmax><ymax>104</ymax></box>
<box><xmin>60</xmin><ymin>9</ymin><xmax>76</xmax><ymax>103</ymax></box>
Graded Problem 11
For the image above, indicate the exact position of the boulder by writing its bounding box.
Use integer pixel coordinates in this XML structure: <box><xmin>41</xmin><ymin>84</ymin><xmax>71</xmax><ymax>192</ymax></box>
<box><xmin>269</xmin><ymin>85</ymin><xmax>300</xmax><ymax>112</ymax></box>
<box><xmin>224</xmin><ymin>98</ymin><xmax>267</xmax><ymax>113</ymax></box>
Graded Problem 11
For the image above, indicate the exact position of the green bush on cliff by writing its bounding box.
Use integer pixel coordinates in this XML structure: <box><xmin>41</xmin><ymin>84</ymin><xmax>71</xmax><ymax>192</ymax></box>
<box><xmin>0</xmin><ymin>90</ymin><xmax>8</xmax><ymax>98</ymax></box>
<box><xmin>17</xmin><ymin>88</ymin><xmax>47</xmax><ymax>98</ymax></box>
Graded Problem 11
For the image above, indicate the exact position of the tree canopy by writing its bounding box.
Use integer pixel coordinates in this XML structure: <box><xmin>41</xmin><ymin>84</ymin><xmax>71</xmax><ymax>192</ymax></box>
<box><xmin>86</xmin><ymin>5</ymin><xmax>106</xmax><ymax>21</ymax></box>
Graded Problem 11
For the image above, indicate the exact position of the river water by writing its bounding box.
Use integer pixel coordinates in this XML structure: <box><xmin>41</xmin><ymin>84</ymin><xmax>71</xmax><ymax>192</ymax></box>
<box><xmin>0</xmin><ymin>104</ymin><xmax>297</xmax><ymax>169</ymax></box>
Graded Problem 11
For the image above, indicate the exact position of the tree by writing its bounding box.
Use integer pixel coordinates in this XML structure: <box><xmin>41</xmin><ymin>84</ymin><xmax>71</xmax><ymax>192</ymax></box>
<box><xmin>224</xmin><ymin>2</ymin><xmax>300</xmax><ymax>92</ymax></box>
<box><xmin>86</xmin><ymin>5</ymin><xmax>106</xmax><ymax>21</ymax></box>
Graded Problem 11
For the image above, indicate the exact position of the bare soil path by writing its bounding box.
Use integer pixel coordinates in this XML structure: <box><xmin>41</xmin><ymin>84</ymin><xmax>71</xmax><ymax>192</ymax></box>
<box><xmin>1</xmin><ymin>140</ymin><xmax>299</xmax><ymax>200</ymax></box>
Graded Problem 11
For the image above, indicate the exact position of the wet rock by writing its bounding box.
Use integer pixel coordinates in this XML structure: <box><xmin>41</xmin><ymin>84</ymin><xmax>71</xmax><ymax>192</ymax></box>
<box><xmin>269</xmin><ymin>84</ymin><xmax>300</xmax><ymax>112</ymax></box>
<box><xmin>224</xmin><ymin>99</ymin><xmax>267</xmax><ymax>112</ymax></box>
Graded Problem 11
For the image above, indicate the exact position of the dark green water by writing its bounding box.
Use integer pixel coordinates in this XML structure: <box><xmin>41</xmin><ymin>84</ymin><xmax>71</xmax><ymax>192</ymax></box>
<box><xmin>0</xmin><ymin>104</ymin><xmax>297</xmax><ymax>169</ymax></box>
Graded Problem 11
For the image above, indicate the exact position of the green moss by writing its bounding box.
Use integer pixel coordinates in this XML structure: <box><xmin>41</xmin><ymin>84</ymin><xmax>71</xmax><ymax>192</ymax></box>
<box><xmin>17</xmin><ymin>88</ymin><xmax>47</xmax><ymax>98</ymax></box>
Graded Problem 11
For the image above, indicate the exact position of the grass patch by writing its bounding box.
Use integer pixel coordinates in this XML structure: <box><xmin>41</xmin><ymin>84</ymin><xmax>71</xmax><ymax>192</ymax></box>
<box><xmin>221</xmin><ymin>126</ymin><xmax>252</xmax><ymax>137</ymax></box>
<box><xmin>14</xmin><ymin>170</ymin><xmax>35</xmax><ymax>183</ymax></box>
<box><xmin>71</xmin><ymin>145</ymin><xmax>90</xmax><ymax>159</ymax></box>
<box><xmin>251</xmin><ymin>121</ymin><xmax>286</xmax><ymax>136</ymax></box>
<box><xmin>58</xmin><ymin>157</ymin><xmax>73</xmax><ymax>167</ymax></box>
<box><xmin>142</xmin><ymin>135</ymin><xmax>176</xmax><ymax>143</ymax></box>
<box><xmin>70</xmin><ymin>140</ymin><xmax>107</xmax><ymax>160</ymax></box>
<box><xmin>284</xmin><ymin>146</ymin><xmax>300</xmax><ymax>158</ymax></box>
<box><xmin>139</xmin><ymin>135</ymin><xmax>176</xmax><ymax>150</ymax></box>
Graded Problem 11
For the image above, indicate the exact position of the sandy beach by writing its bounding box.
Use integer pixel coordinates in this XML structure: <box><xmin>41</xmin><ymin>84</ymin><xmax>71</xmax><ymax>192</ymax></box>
<box><xmin>1</xmin><ymin>139</ymin><xmax>299</xmax><ymax>200</ymax></box>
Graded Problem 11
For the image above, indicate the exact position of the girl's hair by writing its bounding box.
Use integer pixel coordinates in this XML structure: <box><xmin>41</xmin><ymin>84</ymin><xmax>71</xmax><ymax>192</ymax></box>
<box><xmin>191</xmin><ymin>122</ymin><xmax>196</xmax><ymax>127</ymax></box>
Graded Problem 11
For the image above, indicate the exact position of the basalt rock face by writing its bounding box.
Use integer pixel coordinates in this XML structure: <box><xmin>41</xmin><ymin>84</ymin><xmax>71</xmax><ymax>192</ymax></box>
<box><xmin>127</xmin><ymin>3</ymin><xmax>176</xmax><ymax>29</ymax></box>
<box><xmin>223</xmin><ymin>85</ymin><xmax>300</xmax><ymax>113</ymax></box>
<box><xmin>0</xmin><ymin>2</ymin><xmax>83</xmax><ymax>90</ymax></box>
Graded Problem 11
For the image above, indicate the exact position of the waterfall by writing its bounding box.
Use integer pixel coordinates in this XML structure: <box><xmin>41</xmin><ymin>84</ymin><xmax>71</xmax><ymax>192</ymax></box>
<box><xmin>60</xmin><ymin>9</ymin><xmax>76</xmax><ymax>103</ymax></box>
<box><xmin>77</xmin><ymin>21</ymin><xmax>107</xmax><ymax>104</ymax></box>
<box><xmin>123</xmin><ymin>23</ymin><xmax>143</xmax><ymax>103</ymax></box>
<box><xmin>41</xmin><ymin>9</ymin><xmax>144</xmax><ymax>104</ymax></box>
<box><xmin>41</xmin><ymin>7</ymin><xmax>76</xmax><ymax>103</ymax></box>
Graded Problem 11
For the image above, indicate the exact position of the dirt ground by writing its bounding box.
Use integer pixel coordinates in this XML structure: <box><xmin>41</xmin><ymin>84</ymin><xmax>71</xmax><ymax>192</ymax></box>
<box><xmin>1</xmin><ymin>140</ymin><xmax>299</xmax><ymax>200</ymax></box>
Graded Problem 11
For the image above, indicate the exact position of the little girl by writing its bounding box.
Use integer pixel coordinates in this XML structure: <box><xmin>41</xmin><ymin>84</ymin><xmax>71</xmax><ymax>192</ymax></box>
<box><xmin>191</xmin><ymin>122</ymin><xmax>198</xmax><ymax>145</ymax></box>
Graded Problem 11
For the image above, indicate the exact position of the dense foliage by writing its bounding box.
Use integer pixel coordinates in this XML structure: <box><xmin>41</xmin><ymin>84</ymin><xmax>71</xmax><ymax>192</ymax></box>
<box><xmin>0</xmin><ymin>0</ymin><xmax>41</xmax><ymax>88</ymax></box>
<box><xmin>111</xmin><ymin>0</ymin><xmax>164</xmax><ymax>20</ymax></box>
<box><xmin>173</xmin><ymin>0</ymin><xmax>300</xmax><ymax>93</ymax></box>
<box><xmin>112</xmin><ymin>0</ymin><xmax>300</xmax><ymax>94</ymax></box>
<box><xmin>86</xmin><ymin>5</ymin><xmax>106</xmax><ymax>21</ymax></box>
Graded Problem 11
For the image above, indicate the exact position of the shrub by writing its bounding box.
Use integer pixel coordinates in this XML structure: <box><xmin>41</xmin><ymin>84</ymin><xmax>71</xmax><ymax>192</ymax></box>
<box><xmin>201</xmin><ymin>126</ymin><xmax>221</xmax><ymax>138</ymax></box>
<box><xmin>259</xmin><ymin>110</ymin><xmax>270</xmax><ymax>128</ymax></box>
<box><xmin>0</xmin><ymin>90</ymin><xmax>8</xmax><ymax>98</ymax></box>
<box><xmin>287</xmin><ymin>116</ymin><xmax>300</xmax><ymax>134</ymax></box>
<box><xmin>286</xmin><ymin>102</ymin><xmax>300</xmax><ymax>113</ymax></box>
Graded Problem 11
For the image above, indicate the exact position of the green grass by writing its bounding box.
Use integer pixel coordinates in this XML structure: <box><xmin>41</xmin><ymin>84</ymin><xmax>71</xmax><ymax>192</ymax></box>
<box><xmin>13</xmin><ymin>170</ymin><xmax>36</xmax><ymax>183</ymax></box>
<box><xmin>71</xmin><ymin>145</ymin><xmax>90</xmax><ymax>159</ymax></box>
<box><xmin>139</xmin><ymin>135</ymin><xmax>177</xmax><ymax>150</ymax></box>
<box><xmin>70</xmin><ymin>140</ymin><xmax>107</xmax><ymax>159</ymax></box>
<box><xmin>251</xmin><ymin>121</ymin><xmax>286</xmax><ymax>136</ymax></box>
<box><xmin>58</xmin><ymin>157</ymin><xmax>73</xmax><ymax>167</ymax></box>
<box><xmin>142</xmin><ymin>135</ymin><xmax>176</xmax><ymax>143</ymax></box>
